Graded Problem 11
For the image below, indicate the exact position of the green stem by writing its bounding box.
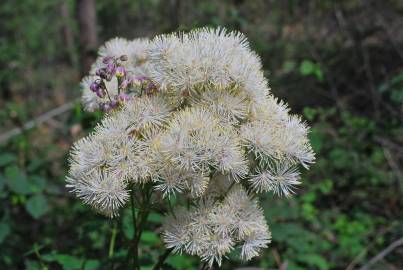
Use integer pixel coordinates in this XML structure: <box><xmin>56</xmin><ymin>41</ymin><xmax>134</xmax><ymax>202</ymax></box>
<box><xmin>167</xmin><ymin>198</ymin><xmax>176</xmax><ymax>219</ymax></box>
<box><xmin>130</xmin><ymin>188</ymin><xmax>137</xmax><ymax>237</ymax></box>
<box><xmin>108</xmin><ymin>222</ymin><xmax>118</xmax><ymax>258</ymax></box>
<box><xmin>132</xmin><ymin>184</ymin><xmax>152</xmax><ymax>270</ymax></box>
<box><xmin>133</xmin><ymin>208</ymin><xmax>149</xmax><ymax>269</ymax></box>
<box><xmin>130</xmin><ymin>186</ymin><xmax>139</xmax><ymax>270</ymax></box>
<box><xmin>101</xmin><ymin>80</ymin><xmax>113</xmax><ymax>102</ymax></box>
<box><xmin>33</xmin><ymin>243</ymin><xmax>46</xmax><ymax>270</ymax></box>
<box><xmin>152</xmin><ymin>248</ymin><xmax>173</xmax><ymax>270</ymax></box>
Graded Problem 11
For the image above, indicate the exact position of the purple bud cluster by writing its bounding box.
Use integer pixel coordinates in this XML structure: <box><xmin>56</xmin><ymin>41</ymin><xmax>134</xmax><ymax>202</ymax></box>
<box><xmin>119</xmin><ymin>76</ymin><xmax>143</xmax><ymax>90</ymax></box>
<box><xmin>100</xmin><ymin>100</ymin><xmax>118</xmax><ymax>112</ymax></box>
<box><xmin>100</xmin><ymin>91</ymin><xmax>130</xmax><ymax>112</ymax></box>
<box><xmin>88</xmin><ymin>55</ymin><xmax>130</xmax><ymax>111</ymax></box>
<box><xmin>95</xmin><ymin>55</ymin><xmax>127</xmax><ymax>82</ymax></box>
<box><xmin>89</xmin><ymin>54</ymin><xmax>160</xmax><ymax>112</ymax></box>
<box><xmin>90</xmin><ymin>81</ymin><xmax>106</xmax><ymax>98</ymax></box>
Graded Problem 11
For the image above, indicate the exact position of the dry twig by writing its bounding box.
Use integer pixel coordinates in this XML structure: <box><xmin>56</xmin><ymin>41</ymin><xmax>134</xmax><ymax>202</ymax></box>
<box><xmin>0</xmin><ymin>101</ymin><xmax>76</xmax><ymax>144</ymax></box>
<box><xmin>358</xmin><ymin>237</ymin><xmax>403</xmax><ymax>270</ymax></box>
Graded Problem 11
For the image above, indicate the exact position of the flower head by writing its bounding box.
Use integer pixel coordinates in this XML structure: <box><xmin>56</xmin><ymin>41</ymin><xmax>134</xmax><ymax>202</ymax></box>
<box><xmin>68</xmin><ymin>27</ymin><xmax>316</xmax><ymax>266</ymax></box>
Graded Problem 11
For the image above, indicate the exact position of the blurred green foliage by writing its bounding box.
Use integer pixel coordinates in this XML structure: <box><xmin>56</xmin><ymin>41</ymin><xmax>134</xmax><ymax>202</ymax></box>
<box><xmin>1</xmin><ymin>0</ymin><xmax>402</xmax><ymax>269</ymax></box>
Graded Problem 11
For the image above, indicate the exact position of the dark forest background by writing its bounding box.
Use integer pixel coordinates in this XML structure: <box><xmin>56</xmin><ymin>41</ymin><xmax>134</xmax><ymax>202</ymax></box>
<box><xmin>0</xmin><ymin>0</ymin><xmax>402</xmax><ymax>269</ymax></box>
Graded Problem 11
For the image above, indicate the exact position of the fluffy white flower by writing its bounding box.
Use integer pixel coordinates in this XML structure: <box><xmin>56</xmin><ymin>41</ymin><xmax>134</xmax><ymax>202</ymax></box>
<box><xmin>241</xmin><ymin>111</ymin><xmax>315</xmax><ymax>168</ymax></box>
<box><xmin>148</xmin><ymin>28</ymin><xmax>269</xmax><ymax>107</ymax></box>
<box><xmin>118</xmin><ymin>95</ymin><xmax>173</xmax><ymax>134</ymax></box>
<box><xmin>190</xmin><ymin>87</ymin><xmax>249</xmax><ymax>124</ymax></box>
<box><xmin>241</xmin><ymin>228</ymin><xmax>272</xmax><ymax>261</ymax></box>
<box><xmin>157</xmin><ymin>107</ymin><xmax>248</xmax><ymax>182</ymax></box>
<box><xmin>66</xmin><ymin>170</ymin><xmax>129</xmax><ymax>217</ymax></box>
<box><xmin>69</xmin><ymin>27</ymin><xmax>316</xmax><ymax>266</ymax></box>
<box><xmin>159</xmin><ymin>107</ymin><xmax>221</xmax><ymax>173</ymax></box>
<box><xmin>250</xmin><ymin>161</ymin><xmax>301</xmax><ymax>197</ymax></box>
<box><xmin>162</xmin><ymin>186</ymin><xmax>271</xmax><ymax>266</ymax></box>
<box><xmin>161</xmin><ymin>207</ymin><xmax>192</xmax><ymax>253</ymax></box>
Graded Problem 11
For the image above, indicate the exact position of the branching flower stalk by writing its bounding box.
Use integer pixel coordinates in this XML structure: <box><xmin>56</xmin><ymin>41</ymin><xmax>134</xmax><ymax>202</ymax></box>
<box><xmin>66</xmin><ymin>28</ymin><xmax>316</xmax><ymax>268</ymax></box>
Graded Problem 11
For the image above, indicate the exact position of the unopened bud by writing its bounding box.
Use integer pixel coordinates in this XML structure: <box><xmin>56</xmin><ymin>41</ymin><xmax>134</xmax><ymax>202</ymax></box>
<box><xmin>90</xmin><ymin>82</ymin><xmax>99</xmax><ymax>93</ymax></box>
<box><xmin>96</xmin><ymin>68</ymin><xmax>107</xmax><ymax>79</ymax></box>
<box><xmin>120</xmin><ymin>79</ymin><xmax>131</xmax><ymax>89</ymax></box>
<box><xmin>106</xmin><ymin>63</ymin><xmax>116</xmax><ymax>74</ymax></box>
<box><xmin>102</xmin><ymin>56</ymin><xmax>113</xmax><ymax>64</ymax></box>
<box><xmin>101</xmin><ymin>103</ymin><xmax>110</xmax><ymax>111</ymax></box>
<box><xmin>110</xmin><ymin>100</ymin><xmax>118</xmax><ymax>109</ymax></box>
<box><xmin>115</xmin><ymin>66</ymin><xmax>126</xmax><ymax>78</ymax></box>
<box><xmin>95</xmin><ymin>88</ymin><xmax>106</xmax><ymax>98</ymax></box>
<box><xmin>117</xmin><ymin>92</ymin><xmax>130</xmax><ymax>102</ymax></box>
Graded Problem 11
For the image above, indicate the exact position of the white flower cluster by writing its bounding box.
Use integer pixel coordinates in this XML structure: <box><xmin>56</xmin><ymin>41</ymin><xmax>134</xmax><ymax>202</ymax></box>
<box><xmin>68</xmin><ymin>28</ymin><xmax>315</xmax><ymax>266</ymax></box>
<box><xmin>163</xmin><ymin>186</ymin><xmax>271</xmax><ymax>266</ymax></box>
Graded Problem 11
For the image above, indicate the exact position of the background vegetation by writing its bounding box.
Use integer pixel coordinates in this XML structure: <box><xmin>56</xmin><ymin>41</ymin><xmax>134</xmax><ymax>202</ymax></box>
<box><xmin>0</xmin><ymin>0</ymin><xmax>402</xmax><ymax>269</ymax></box>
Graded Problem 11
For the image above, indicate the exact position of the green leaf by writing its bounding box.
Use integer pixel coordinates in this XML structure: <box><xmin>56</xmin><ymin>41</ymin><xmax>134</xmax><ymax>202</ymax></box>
<box><xmin>309</xmin><ymin>128</ymin><xmax>324</xmax><ymax>152</ymax></box>
<box><xmin>297</xmin><ymin>254</ymin><xmax>329</xmax><ymax>270</ymax></box>
<box><xmin>303</xmin><ymin>107</ymin><xmax>317</xmax><ymax>121</ymax></box>
<box><xmin>301</xmin><ymin>192</ymin><xmax>316</xmax><ymax>203</ymax></box>
<box><xmin>5</xmin><ymin>165</ymin><xmax>30</xmax><ymax>194</ymax></box>
<box><xmin>147</xmin><ymin>213</ymin><xmax>162</xmax><ymax>224</ymax></box>
<box><xmin>370</xmin><ymin>148</ymin><xmax>384</xmax><ymax>165</ymax></box>
<box><xmin>0</xmin><ymin>174</ymin><xmax>5</xmax><ymax>193</ymax></box>
<box><xmin>140</xmin><ymin>231</ymin><xmax>160</xmax><ymax>245</ymax></box>
<box><xmin>329</xmin><ymin>148</ymin><xmax>351</xmax><ymax>169</ymax></box>
<box><xmin>299</xmin><ymin>60</ymin><xmax>324</xmax><ymax>81</ymax></box>
<box><xmin>378</xmin><ymin>72</ymin><xmax>403</xmax><ymax>92</ymax></box>
<box><xmin>28</xmin><ymin>175</ymin><xmax>46</xmax><ymax>193</ymax></box>
<box><xmin>283</xmin><ymin>60</ymin><xmax>296</xmax><ymax>73</ymax></box>
<box><xmin>43</xmin><ymin>254</ymin><xmax>82</xmax><ymax>270</ymax></box>
<box><xmin>0</xmin><ymin>222</ymin><xmax>11</xmax><ymax>244</ymax></box>
<box><xmin>314</xmin><ymin>68</ymin><xmax>324</xmax><ymax>81</ymax></box>
<box><xmin>26</xmin><ymin>194</ymin><xmax>49</xmax><ymax>219</ymax></box>
<box><xmin>391</xmin><ymin>89</ymin><xmax>403</xmax><ymax>103</ymax></box>
<box><xmin>27</xmin><ymin>159</ymin><xmax>45</xmax><ymax>172</ymax></box>
<box><xmin>167</xmin><ymin>255</ymin><xmax>195</xmax><ymax>269</ymax></box>
<box><xmin>122</xmin><ymin>210</ymin><xmax>135</xmax><ymax>239</ymax></box>
<box><xmin>0</xmin><ymin>153</ymin><xmax>16</xmax><ymax>167</ymax></box>
<box><xmin>83</xmin><ymin>260</ymin><xmax>100</xmax><ymax>270</ymax></box>
<box><xmin>25</xmin><ymin>260</ymin><xmax>41</xmax><ymax>270</ymax></box>
<box><xmin>299</xmin><ymin>60</ymin><xmax>315</xmax><ymax>76</ymax></box>
<box><xmin>318</xmin><ymin>179</ymin><xmax>333</xmax><ymax>194</ymax></box>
